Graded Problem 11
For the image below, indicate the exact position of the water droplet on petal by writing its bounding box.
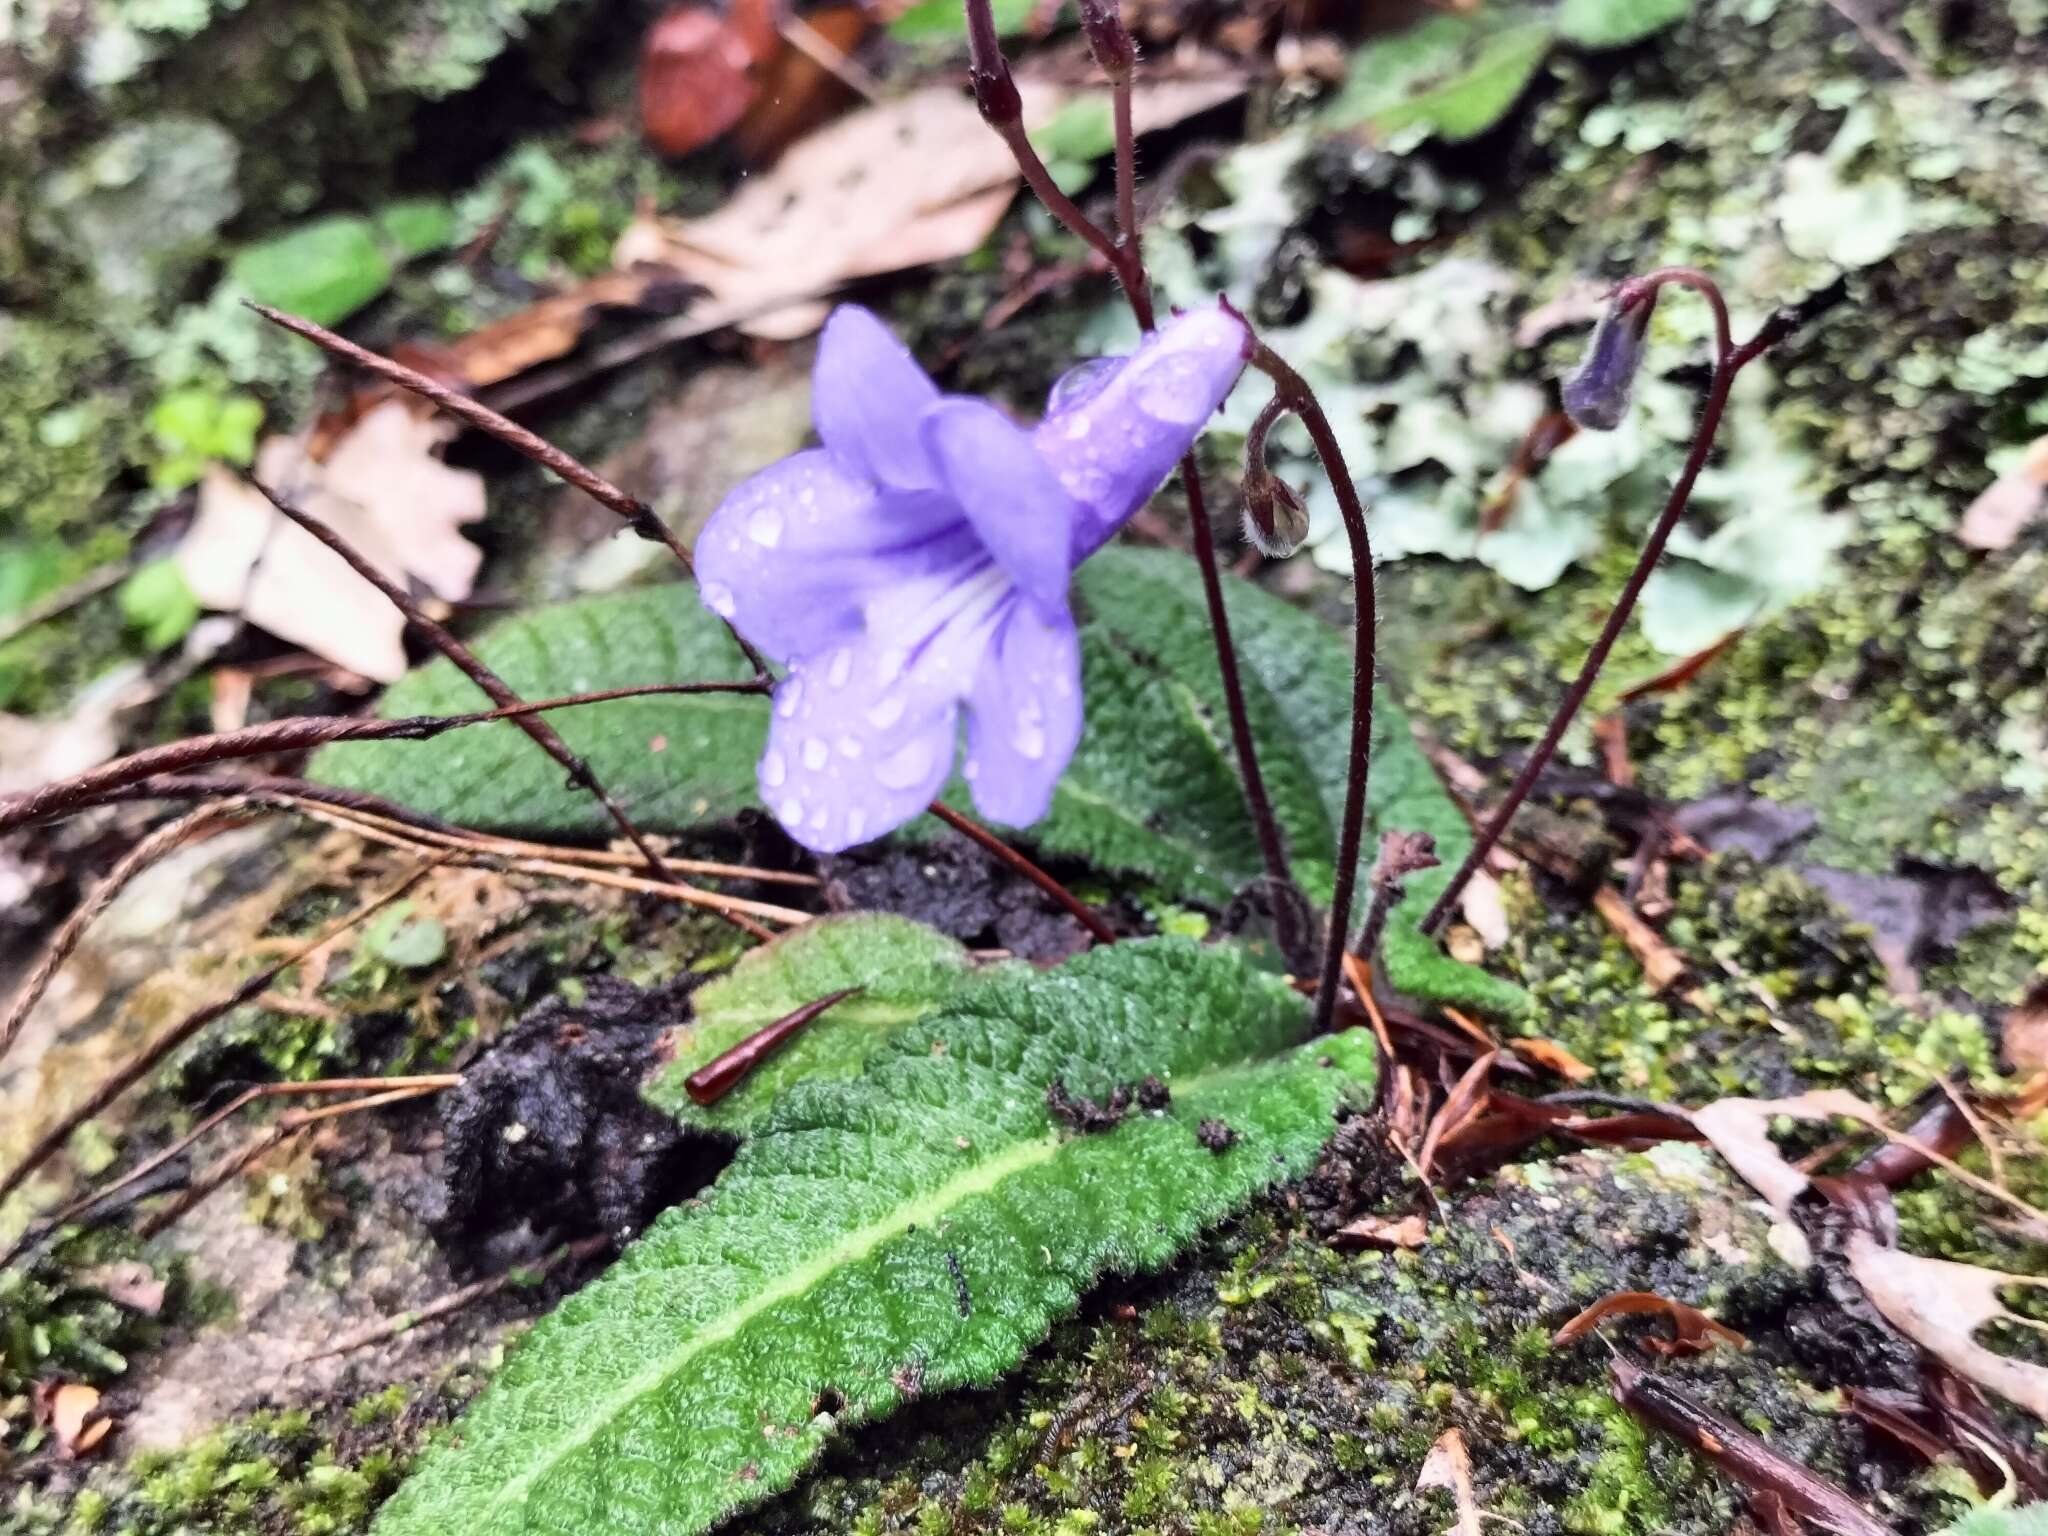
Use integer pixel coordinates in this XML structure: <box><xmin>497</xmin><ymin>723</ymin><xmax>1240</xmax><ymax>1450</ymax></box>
<box><xmin>762</xmin><ymin>748</ymin><xmax>787</xmax><ymax>787</ymax></box>
<box><xmin>809</xmin><ymin>806</ymin><xmax>829</xmax><ymax>831</ymax></box>
<box><xmin>749</xmin><ymin>505</ymin><xmax>784</xmax><ymax>547</ymax></box>
<box><xmin>702</xmin><ymin>581</ymin><xmax>736</xmax><ymax>617</ymax></box>
<box><xmin>1013</xmin><ymin>721</ymin><xmax>1047</xmax><ymax>760</ymax></box>
<box><xmin>777</xmin><ymin>677</ymin><xmax>804</xmax><ymax>719</ymax></box>
<box><xmin>1131</xmin><ymin>352</ymin><xmax>1214</xmax><ymax>426</ymax></box>
<box><xmin>836</xmin><ymin>735</ymin><xmax>863</xmax><ymax>759</ymax></box>
<box><xmin>1047</xmin><ymin>355</ymin><xmax>1123</xmax><ymax>415</ymax></box>
<box><xmin>827</xmin><ymin>648</ymin><xmax>852</xmax><ymax>688</ymax></box>
<box><xmin>802</xmin><ymin>737</ymin><xmax>829</xmax><ymax>771</ymax></box>
<box><xmin>865</xmin><ymin>693</ymin><xmax>906</xmax><ymax>730</ymax></box>
<box><xmin>875</xmin><ymin>738</ymin><xmax>933</xmax><ymax>790</ymax></box>
<box><xmin>846</xmin><ymin>808</ymin><xmax>868</xmax><ymax>843</ymax></box>
<box><xmin>780</xmin><ymin>795</ymin><xmax>804</xmax><ymax>825</ymax></box>
<box><xmin>963</xmin><ymin>757</ymin><xmax>979</xmax><ymax>781</ymax></box>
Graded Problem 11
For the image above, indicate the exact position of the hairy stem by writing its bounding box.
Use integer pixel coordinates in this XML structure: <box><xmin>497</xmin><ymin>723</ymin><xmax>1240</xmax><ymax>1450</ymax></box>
<box><xmin>1421</xmin><ymin>290</ymin><xmax>1797</xmax><ymax>935</ymax></box>
<box><xmin>929</xmin><ymin>803</ymin><xmax>1118</xmax><ymax>945</ymax></box>
<box><xmin>961</xmin><ymin>0</ymin><xmax>1296</xmax><ymax>903</ymax></box>
<box><xmin>1245</xmin><ymin>340</ymin><xmax>1376</xmax><ymax>1038</ymax></box>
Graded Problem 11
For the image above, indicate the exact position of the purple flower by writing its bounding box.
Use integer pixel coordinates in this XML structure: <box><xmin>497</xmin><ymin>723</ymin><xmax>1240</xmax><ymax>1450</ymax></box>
<box><xmin>696</xmin><ymin>302</ymin><xmax>1250</xmax><ymax>853</ymax></box>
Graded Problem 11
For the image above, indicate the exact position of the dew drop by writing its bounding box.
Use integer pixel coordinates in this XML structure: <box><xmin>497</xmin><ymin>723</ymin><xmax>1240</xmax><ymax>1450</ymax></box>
<box><xmin>802</xmin><ymin>737</ymin><xmax>829</xmax><ymax>771</ymax></box>
<box><xmin>1047</xmin><ymin>355</ymin><xmax>1123</xmax><ymax>415</ymax></box>
<box><xmin>962</xmin><ymin>757</ymin><xmax>979</xmax><ymax>781</ymax></box>
<box><xmin>826</xmin><ymin>648</ymin><xmax>852</xmax><ymax>688</ymax></box>
<box><xmin>777</xmin><ymin>677</ymin><xmax>804</xmax><ymax>718</ymax></box>
<box><xmin>836</xmin><ymin>734</ymin><xmax>863</xmax><ymax>759</ymax></box>
<box><xmin>875</xmin><ymin>738</ymin><xmax>932</xmax><ymax>790</ymax></box>
<box><xmin>865</xmin><ymin>693</ymin><xmax>906</xmax><ymax>730</ymax></box>
<box><xmin>749</xmin><ymin>504</ymin><xmax>785</xmax><ymax>547</ymax></box>
<box><xmin>762</xmin><ymin>748</ymin><xmax>787</xmax><ymax>787</ymax></box>
<box><xmin>780</xmin><ymin>795</ymin><xmax>804</xmax><ymax>825</ymax></box>
<box><xmin>809</xmin><ymin>806</ymin><xmax>829</xmax><ymax>831</ymax></box>
<box><xmin>1013</xmin><ymin>721</ymin><xmax>1047</xmax><ymax>761</ymax></box>
<box><xmin>1131</xmin><ymin>353</ymin><xmax>1214</xmax><ymax>426</ymax></box>
<box><xmin>846</xmin><ymin>808</ymin><xmax>868</xmax><ymax>842</ymax></box>
<box><xmin>702</xmin><ymin>581</ymin><xmax>736</xmax><ymax>617</ymax></box>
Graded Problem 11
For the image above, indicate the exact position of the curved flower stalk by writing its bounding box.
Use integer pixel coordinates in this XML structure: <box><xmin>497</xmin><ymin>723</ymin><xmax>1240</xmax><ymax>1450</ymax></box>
<box><xmin>696</xmin><ymin>301</ymin><xmax>1250</xmax><ymax>853</ymax></box>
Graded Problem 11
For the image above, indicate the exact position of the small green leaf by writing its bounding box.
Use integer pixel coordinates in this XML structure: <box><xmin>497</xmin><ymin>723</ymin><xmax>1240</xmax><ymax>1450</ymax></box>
<box><xmin>889</xmin><ymin>0</ymin><xmax>1033</xmax><ymax>42</ymax></box>
<box><xmin>370</xmin><ymin>936</ymin><xmax>1376</xmax><ymax>1536</ymax></box>
<box><xmin>228</xmin><ymin>216</ymin><xmax>394</xmax><ymax>327</ymax></box>
<box><xmin>1556</xmin><ymin>0</ymin><xmax>1692</xmax><ymax>47</ymax></box>
<box><xmin>375</xmin><ymin>198</ymin><xmax>459</xmax><ymax>259</ymax></box>
<box><xmin>647</xmin><ymin>915</ymin><xmax>1004</xmax><ymax>1133</ymax></box>
<box><xmin>1321</xmin><ymin>10</ymin><xmax>1555</xmax><ymax>144</ymax></box>
<box><xmin>360</xmin><ymin>902</ymin><xmax>448</xmax><ymax>970</ymax></box>
<box><xmin>117</xmin><ymin>558</ymin><xmax>201</xmax><ymax>651</ymax></box>
<box><xmin>146</xmin><ymin>386</ymin><xmax>263</xmax><ymax>490</ymax></box>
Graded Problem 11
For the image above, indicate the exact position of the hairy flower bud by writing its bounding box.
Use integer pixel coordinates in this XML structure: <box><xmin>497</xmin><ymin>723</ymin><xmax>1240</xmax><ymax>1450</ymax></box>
<box><xmin>1077</xmin><ymin>0</ymin><xmax>1137</xmax><ymax>81</ymax></box>
<box><xmin>1561</xmin><ymin>290</ymin><xmax>1656</xmax><ymax>432</ymax></box>
<box><xmin>1242</xmin><ymin>471</ymin><xmax>1310</xmax><ymax>559</ymax></box>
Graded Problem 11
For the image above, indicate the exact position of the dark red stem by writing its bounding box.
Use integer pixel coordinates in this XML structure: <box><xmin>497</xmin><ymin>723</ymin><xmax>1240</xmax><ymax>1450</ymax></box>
<box><xmin>929</xmin><ymin>802</ymin><xmax>1118</xmax><ymax>945</ymax></box>
<box><xmin>1421</xmin><ymin>281</ymin><xmax>1798</xmax><ymax>935</ymax></box>
<box><xmin>1245</xmin><ymin>340</ymin><xmax>1375</xmax><ymax>1037</ymax></box>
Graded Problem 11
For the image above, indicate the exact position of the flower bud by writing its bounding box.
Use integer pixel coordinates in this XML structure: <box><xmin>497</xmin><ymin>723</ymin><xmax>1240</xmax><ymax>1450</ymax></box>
<box><xmin>1077</xmin><ymin>0</ymin><xmax>1136</xmax><ymax>81</ymax></box>
<box><xmin>1242</xmin><ymin>471</ymin><xmax>1310</xmax><ymax>559</ymax></box>
<box><xmin>1561</xmin><ymin>290</ymin><xmax>1656</xmax><ymax>432</ymax></box>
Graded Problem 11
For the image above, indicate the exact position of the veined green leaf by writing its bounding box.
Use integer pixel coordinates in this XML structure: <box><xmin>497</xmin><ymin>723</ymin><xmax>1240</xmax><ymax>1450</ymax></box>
<box><xmin>371</xmin><ymin>937</ymin><xmax>1376</xmax><ymax>1536</ymax></box>
<box><xmin>1321</xmin><ymin>10</ymin><xmax>1555</xmax><ymax>144</ymax></box>
<box><xmin>309</xmin><ymin>547</ymin><xmax>1526</xmax><ymax>1014</ymax></box>
<box><xmin>647</xmin><ymin>914</ymin><xmax>1008</xmax><ymax>1132</ymax></box>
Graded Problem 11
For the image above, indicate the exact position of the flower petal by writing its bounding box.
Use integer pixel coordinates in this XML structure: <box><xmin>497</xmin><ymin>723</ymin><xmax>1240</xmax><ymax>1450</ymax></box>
<box><xmin>922</xmin><ymin>399</ymin><xmax>1080</xmax><ymax>618</ymax></box>
<box><xmin>695</xmin><ymin>448</ymin><xmax>975</xmax><ymax>664</ymax></box>
<box><xmin>1032</xmin><ymin>302</ymin><xmax>1250</xmax><ymax>558</ymax></box>
<box><xmin>963</xmin><ymin>599</ymin><xmax>1083</xmax><ymax>829</ymax></box>
<box><xmin>813</xmin><ymin>305</ymin><xmax>942</xmax><ymax>492</ymax></box>
<box><xmin>759</xmin><ymin>636</ymin><xmax>961</xmax><ymax>854</ymax></box>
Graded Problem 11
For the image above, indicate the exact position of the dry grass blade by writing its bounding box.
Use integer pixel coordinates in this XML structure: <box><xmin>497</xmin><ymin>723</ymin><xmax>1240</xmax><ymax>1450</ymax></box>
<box><xmin>0</xmin><ymin>856</ymin><xmax>445</xmax><ymax>1205</ymax></box>
<box><xmin>0</xmin><ymin>805</ymin><xmax>250</xmax><ymax>1067</ymax></box>
<box><xmin>297</xmin><ymin>1234</ymin><xmax>609</xmax><ymax>1365</ymax></box>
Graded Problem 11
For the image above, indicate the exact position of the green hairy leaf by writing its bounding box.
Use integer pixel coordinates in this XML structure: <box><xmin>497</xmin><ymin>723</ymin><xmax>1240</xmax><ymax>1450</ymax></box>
<box><xmin>310</xmin><ymin>546</ymin><xmax>1525</xmax><ymax>1014</ymax></box>
<box><xmin>1320</xmin><ymin>9</ymin><xmax>1554</xmax><ymax>144</ymax></box>
<box><xmin>647</xmin><ymin>914</ymin><xmax>1004</xmax><ymax>1133</ymax></box>
<box><xmin>371</xmin><ymin>936</ymin><xmax>1376</xmax><ymax>1536</ymax></box>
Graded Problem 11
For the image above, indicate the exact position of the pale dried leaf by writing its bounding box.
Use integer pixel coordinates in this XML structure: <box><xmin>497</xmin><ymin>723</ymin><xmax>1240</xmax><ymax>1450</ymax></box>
<box><xmin>1415</xmin><ymin>1426</ymin><xmax>1482</xmax><ymax>1536</ymax></box>
<box><xmin>617</xmin><ymin>74</ymin><xmax>1244</xmax><ymax>339</ymax></box>
<box><xmin>1459</xmin><ymin>869</ymin><xmax>1509</xmax><ymax>949</ymax></box>
<box><xmin>176</xmin><ymin>402</ymin><xmax>486</xmax><ymax>681</ymax></box>
<box><xmin>0</xmin><ymin>663</ymin><xmax>152</xmax><ymax>795</ymax></box>
<box><xmin>1691</xmin><ymin>1089</ymin><xmax>1876</xmax><ymax>1216</ymax></box>
<box><xmin>1331</xmin><ymin>1212</ymin><xmax>1429</xmax><ymax>1250</ymax></box>
<box><xmin>81</xmin><ymin>1260</ymin><xmax>167</xmax><ymax>1315</ymax></box>
<box><xmin>1958</xmin><ymin>434</ymin><xmax>2048</xmax><ymax>551</ymax></box>
<box><xmin>1846</xmin><ymin>1231</ymin><xmax>2048</xmax><ymax>1421</ymax></box>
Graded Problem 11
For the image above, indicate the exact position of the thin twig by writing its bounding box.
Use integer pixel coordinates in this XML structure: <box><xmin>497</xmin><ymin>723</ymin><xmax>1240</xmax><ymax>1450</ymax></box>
<box><xmin>0</xmin><ymin>682</ymin><xmax>765</xmax><ymax>836</ymax></box>
<box><xmin>0</xmin><ymin>807</ymin><xmax>249</xmax><ymax>1067</ymax></box>
<box><xmin>929</xmin><ymin>803</ymin><xmax>1117</xmax><ymax>945</ymax></box>
<box><xmin>1422</xmin><ymin>278</ymin><xmax>1799</xmax><ymax>934</ymax></box>
<box><xmin>247</xmin><ymin>304</ymin><xmax>769</xmax><ymax>676</ymax></box>
<box><xmin>0</xmin><ymin>561</ymin><xmax>132</xmax><ymax>649</ymax></box>
<box><xmin>0</xmin><ymin>858</ymin><xmax>444</xmax><ymax>1204</ymax></box>
<box><xmin>298</xmin><ymin>1234</ymin><xmax>609</xmax><ymax>1364</ymax></box>
<box><xmin>246</xmin><ymin>478</ymin><xmax>729</xmax><ymax>926</ymax></box>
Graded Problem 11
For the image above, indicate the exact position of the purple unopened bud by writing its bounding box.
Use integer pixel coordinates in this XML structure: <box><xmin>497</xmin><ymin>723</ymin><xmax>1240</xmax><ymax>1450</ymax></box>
<box><xmin>964</xmin><ymin>0</ymin><xmax>1023</xmax><ymax>126</ymax></box>
<box><xmin>1078</xmin><ymin>0</ymin><xmax>1136</xmax><ymax>80</ymax></box>
<box><xmin>1561</xmin><ymin>290</ymin><xmax>1656</xmax><ymax>432</ymax></box>
<box><xmin>1242</xmin><ymin>471</ymin><xmax>1310</xmax><ymax>559</ymax></box>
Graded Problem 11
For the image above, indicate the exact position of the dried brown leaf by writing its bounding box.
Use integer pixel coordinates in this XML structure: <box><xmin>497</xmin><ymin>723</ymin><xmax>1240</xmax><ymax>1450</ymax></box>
<box><xmin>1958</xmin><ymin>434</ymin><xmax>2048</xmax><ymax>551</ymax></box>
<box><xmin>1592</xmin><ymin>885</ymin><xmax>1688</xmax><ymax>993</ymax></box>
<box><xmin>176</xmin><ymin>402</ymin><xmax>486</xmax><ymax>681</ymax></box>
<box><xmin>1846</xmin><ymin>1231</ymin><xmax>2048</xmax><ymax>1422</ymax></box>
<box><xmin>1415</xmin><ymin>1427</ymin><xmax>1482</xmax><ymax>1536</ymax></box>
<box><xmin>1330</xmin><ymin>1212</ymin><xmax>1428</xmax><ymax>1251</ymax></box>
<box><xmin>1507</xmin><ymin>1036</ymin><xmax>1595</xmax><ymax>1084</ymax></box>
<box><xmin>34</xmin><ymin>1381</ymin><xmax>112</xmax><ymax>1457</ymax></box>
<box><xmin>1551</xmin><ymin>1289</ymin><xmax>1749</xmax><ymax>1356</ymax></box>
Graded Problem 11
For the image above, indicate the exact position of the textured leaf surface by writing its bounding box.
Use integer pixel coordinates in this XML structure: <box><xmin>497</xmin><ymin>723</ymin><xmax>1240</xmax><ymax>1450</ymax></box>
<box><xmin>310</xmin><ymin>547</ymin><xmax>1525</xmax><ymax>1013</ymax></box>
<box><xmin>370</xmin><ymin>937</ymin><xmax>1376</xmax><ymax>1536</ymax></box>
<box><xmin>1320</xmin><ymin>9</ymin><xmax>1554</xmax><ymax>144</ymax></box>
<box><xmin>646</xmin><ymin>915</ymin><xmax>1002</xmax><ymax>1133</ymax></box>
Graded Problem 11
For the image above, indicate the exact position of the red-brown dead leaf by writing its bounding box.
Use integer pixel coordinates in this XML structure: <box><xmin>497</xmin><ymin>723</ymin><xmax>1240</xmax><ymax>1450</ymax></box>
<box><xmin>2000</xmin><ymin>980</ymin><xmax>2048</xmax><ymax>1075</ymax></box>
<box><xmin>34</xmin><ymin>1381</ymin><xmax>113</xmax><ymax>1457</ymax></box>
<box><xmin>1592</xmin><ymin>885</ymin><xmax>1688</xmax><ymax>993</ymax></box>
<box><xmin>640</xmin><ymin>6</ymin><xmax>770</xmax><ymax>157</ymax></box>
<box><xmin>1552</xmin><ymin>1289</ymin><xmax>1749</xmax><ymax>1356</ymax></box>
<box><xmin>1418</xmin><ymin>1050</ymin><xmax>1497</xmax><ymax>1179</ymax></box>
<box><xmin>1507</xmin><ymin>1036</ymin><xmax>1595</xmax><ymax>1084</ymax></box>
<box><xmin>1592</xmin><ymin>712</ymin><xmax>1635</xmax><ymax>788</ymax></box>
<box><xmin>1616</xmin><ymin>631</ymin><xmax>1741</xmax><ymax>703</ymax></box>
<box><xmin>733</xmin><ymin>6</ymin><xmax>874</xmax><ymax>165</ymax></box>
<box><xmin>1415</xmin><ymin>1427</ymin><xmax>1483</xmax><ymax>1536</ymax></box>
